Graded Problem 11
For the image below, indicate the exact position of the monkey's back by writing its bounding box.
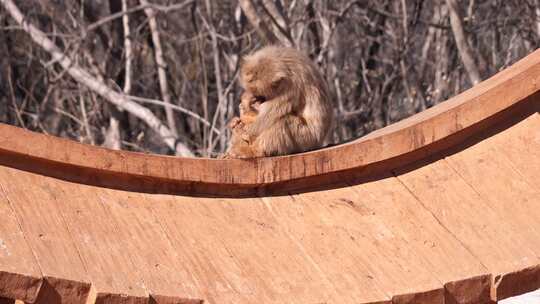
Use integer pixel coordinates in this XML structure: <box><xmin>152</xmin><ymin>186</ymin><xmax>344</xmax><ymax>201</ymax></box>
<box><xmin>265</xmin><ymin>46</ymin><xmax>334</xmax><ymax>150</ymax></box>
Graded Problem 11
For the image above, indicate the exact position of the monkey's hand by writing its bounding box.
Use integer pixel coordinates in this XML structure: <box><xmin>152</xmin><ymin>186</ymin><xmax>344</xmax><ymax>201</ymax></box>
<box><xmin>231</xmin><ymin>120</ymin><xmax>254</xmax><ymax>143</ymax></box>
<box><xmin>240</xmin><ymin>131</ymin><xmax>252</xmax><ymax>143</ymax></box>
<box><xmin>229</xmin><ymin>117</ymin><xmax>243</xmax><ymax>129</ymax></box>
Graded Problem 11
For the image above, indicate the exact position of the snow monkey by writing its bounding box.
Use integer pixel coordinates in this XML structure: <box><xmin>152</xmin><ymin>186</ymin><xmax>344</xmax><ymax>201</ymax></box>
<box><xmin>222</xmin><ymin>45</ymin><xmax>333</xmax><ymax>158</ymax></box>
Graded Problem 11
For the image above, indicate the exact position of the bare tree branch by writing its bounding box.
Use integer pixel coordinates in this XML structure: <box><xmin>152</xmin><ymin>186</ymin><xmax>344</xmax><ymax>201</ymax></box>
<box><xmin>126</xmin><ymin>95</ymin><xmax>220</xmax><ymax>136</ymax></box>
<box><xmin>238</xmin><ymin>0</ymin><xmax>293</xmax><ymax>46</ymax></box>
<box><xmin>445</xmin><ymin>0</ymin><xmax>482</xmax><ymax>85</ymax></box>
<box><xmin>0</xmin><ymin>0</ymin><xmax>194</xmax><ymax>157</ymax></box>
<box><xmin>122</xmin><ymin>0</ymin><xmax>133</xmax><ymax>95</ymax></box>
<box><xmin>1</xmin><ymin>0</ymin><xmax>535</xmax><ymax>157</ymax></box>
<box><xmin>261</xmin><ymin>0</ymin><xmax>294</xmax><ymax>45</ymax></box>
<box><xmin>535</xmin><ymin>1</ymin><xmax>540</xmax><ymax>39</ymax></box>
<box><xmin>85</xmin><ymin>0</ymin><xmax>195</xmax><ymax>33</ymax></box>
<box><xmin>104</xmin><ymin>0</ymin><xmax>133</xmax><ymax>151</ymax></box>
<box><xmin>78</xmin><ymin>85</ymin><xmax>95</xmax><ymax>145</ymax></box>
<box><xmin>200</xmin><ymin>2</ymin><xmax>227</xmax><ymax>154</ymax></box>
<box><xmin>103</xmin><ymin>116</ymin><xmax>121</xmax><ymax>150</ymax></box>
<box><xmin>141</xmin><ymin>0</ymin><xmax>178</xmax><ymax>139</ymax></box>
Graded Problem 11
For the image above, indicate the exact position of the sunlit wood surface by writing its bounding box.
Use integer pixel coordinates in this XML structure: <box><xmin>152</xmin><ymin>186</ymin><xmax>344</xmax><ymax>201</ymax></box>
<box><xmin>0</xmin><ymin>50</ymin><xmax>538</xmax><ymax>304</ymax></box>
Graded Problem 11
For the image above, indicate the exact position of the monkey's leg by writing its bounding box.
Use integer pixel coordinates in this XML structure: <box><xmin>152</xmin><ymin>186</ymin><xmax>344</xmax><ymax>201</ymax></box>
<box><xmin>225</xmin><ymin>131</ymin><xmax>261</xmax><ymax>159</ymax></box>
<box><xmin>254</xmin><ymin>115</ymin><xmax>308</xmax><ymax>157</ymax></box>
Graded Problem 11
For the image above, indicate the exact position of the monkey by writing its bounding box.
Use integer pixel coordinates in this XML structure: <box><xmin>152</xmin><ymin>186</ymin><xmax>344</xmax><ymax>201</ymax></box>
<box><xmin>223</xmin><ymin>45</ymin><xmax>333</xmax><ymax>158</ymax></box>
<box><xmin>219</xmin><ymin>91</ymin><xmax>263</xmax><ymax>159</ymax></box>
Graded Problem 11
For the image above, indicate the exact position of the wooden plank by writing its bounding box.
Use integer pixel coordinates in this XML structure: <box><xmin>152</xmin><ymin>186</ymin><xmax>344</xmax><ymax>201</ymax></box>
<box><xmin>0</xmin><ymin>177</ymin><xmax>42</xmax><ymax>303</ymax></box>
<box><xmin>487</xmin><ymin>113</ymin><xmax>540</xmax><ymax>188</ymax></box>
<box><xmin>210</xmin><ymin>197</ymin><xmax>351</xmax><ymax>303</ymax></box>
<box><xmin>396</xmin><ymin>159</ymin><xmax>540</xmax><ymax>301</ymax></box>
<box><xmin>445</xmin><ymin>132</ymin><xmax>540</xmax><ymax>299</ymax></box>
<box><xmin>275</xmin><ymin>186</ymin><xmax>447</xmax><ymax>304</ymax></box>
<box><xmin>263</xmin><ymin>192</ymin><xmax>401</xmax><ymax>304</ymax></box>
<box><xmin>348</xmin><ymin>177</ymin><xmax>491</xmax><ymax>304</ymax></box>
<box><xmin>44</xmin><ymin>177</ymin><xmax>149</xmax><ymax>303</ymax></box>
<box><xmin>148</xmin><ymin>194</ymin><xmax>358</xmax><ymax>304</ymax></box>
<box><xmin>95</xmin><ymin>188</ymin><xmax>203</xmax><ymax>304</ymax></box>
<box><xmin>146</xmin><ymin>195</ymin><xmax>262</xmax><ymax>304</ymax></box>
<box><xmin>0</xmin><ymin>166</ymin><xmax>92</xmax><ymax>303</ymax></box>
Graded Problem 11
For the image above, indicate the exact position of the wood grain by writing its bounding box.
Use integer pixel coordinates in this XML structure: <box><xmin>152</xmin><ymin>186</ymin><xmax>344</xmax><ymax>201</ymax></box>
<box><xmin>44</xmin><ymin>177</ymin><xmax>149</xmax><ymax>303</ymax></box>
<box><xmin>396</xmin><ymin>159</ymin><xmax>540</xmax><ymax>301</ymax></box>
<box><xmin>348</xmin><ymin>177</ymin><xmax>491</xmax><ymax>304</ymax></box>
<box><xmin>0</xmin><ymin>167</ymin><xmax>93</xmax><ymax>304</ymax></box>
<box><xmin>0</xmin><ymin>181</ymin><xmax>42</xmax><ymax>302</ymax></box>
<box><xmin>0</xmin><ymin>47</ymin><xmax>538</xmax><ymax>304</ymax></box>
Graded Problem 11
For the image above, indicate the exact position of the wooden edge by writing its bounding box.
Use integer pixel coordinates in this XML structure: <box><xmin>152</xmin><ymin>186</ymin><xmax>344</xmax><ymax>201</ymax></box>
<box><xmin>0</xmin><ymin>49</ymin><xmax>539</xmax><ymax>197</ymax></box>
<box><xmin>365</xmin><ymin>301</ymin><xmax>392</xmax><ymax>304</ymax></box>
<box><xmin>94</xmin><ymin>292</ymin><xmax>149</xmax><ymax>304</ymax></box>
<box><xmin>2</xmin><ymin>267</ymin><xmax>540</xmax><ymax>303</ymax></box>
<box><xmin>267</xmin><ymin>92</ymin><xmax>539</xmax><ymax>196</ymax></box>
<box><xmin>149</xmin><ymin>294</ymin><xmax>204</xmax><ymax>304</ymax></box>
<box><xmin>34</xmin><ymin>276</ymin><xmax>94</xmax><ymax>304</ymax></box>
<box><xmin>0</xmin><ymin>271</ymin><xmax>42</xmax><ymax>303</ymax></box>
<box><xmin>491</xmin><ymin>264</ymin><xmax>540</xmax><ymax>301</ymax></box>
<box><xmin>391</xmin><ymin>287</ymin><xmax>444</xmax><ymax>304</ymax></box>
<box><xmin>444</xmin><ymin>274</ymin><xmax>492</xmax><ymax>304</ymax></box>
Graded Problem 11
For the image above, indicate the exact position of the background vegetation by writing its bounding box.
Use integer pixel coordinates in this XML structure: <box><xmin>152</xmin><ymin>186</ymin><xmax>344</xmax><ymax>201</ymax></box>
<box><xmin>0</xmin><ymin>0</ymin><xmax>538</xmax><ymax>157</ymax></box>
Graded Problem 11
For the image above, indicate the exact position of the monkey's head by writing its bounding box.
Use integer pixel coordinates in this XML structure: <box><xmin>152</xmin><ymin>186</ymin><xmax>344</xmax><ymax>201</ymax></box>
<box><xmin>240</xmin><ymin>48</ymin><xmax>290</xmax><ymax>101</ymax></box>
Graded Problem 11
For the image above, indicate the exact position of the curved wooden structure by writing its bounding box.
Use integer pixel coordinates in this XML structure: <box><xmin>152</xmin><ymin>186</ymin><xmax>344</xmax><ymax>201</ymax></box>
<box><xmin>0</xmin><ymin>49</ymin><xmax>539</xmax><ymax>304</ymax></box>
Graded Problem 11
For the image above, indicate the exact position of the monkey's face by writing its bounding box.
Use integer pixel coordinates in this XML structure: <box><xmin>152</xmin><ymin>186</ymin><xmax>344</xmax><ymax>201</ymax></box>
<box><xmin>240</xmin><ymin>57</ymin><xmax>288</xmax><ymax>101</ymax></box>
<box><xmin>239</xmin><ymin>91</ymin><xmax>262</xmax><ymax>116</ymax></box>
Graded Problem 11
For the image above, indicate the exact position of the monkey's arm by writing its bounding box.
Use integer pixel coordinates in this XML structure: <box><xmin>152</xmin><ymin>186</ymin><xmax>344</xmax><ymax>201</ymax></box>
<box><xmin>241</xmin><ymin>112</ymin><xmax>258</xmax><ymax>125</ymax></box>
<box><xmin>251</xmin><ymin>114</ymin><xmax>309</xmax><ymax>157</ymax></box>
<box><xmin>243</xmin><ymin>95</ymin><xmax>296</xmax><ymax>140</ymax></box>
<box><xmin>224</xmin><ymin>113</ymin><xmax>309</xmax><ymax>158</ymax></box>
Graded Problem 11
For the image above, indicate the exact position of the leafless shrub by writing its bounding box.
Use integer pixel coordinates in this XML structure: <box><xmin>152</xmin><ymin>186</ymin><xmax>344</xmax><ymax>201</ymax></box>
<box><xmin>0</xmin><ymin>0</ymin><xmax>537</xmax><ymax>157</ymax></box>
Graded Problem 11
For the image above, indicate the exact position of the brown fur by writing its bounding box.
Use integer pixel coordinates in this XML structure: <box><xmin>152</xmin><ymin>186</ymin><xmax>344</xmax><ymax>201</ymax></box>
<box><xmin>223</xmin><ymin>45</ymin><xmax>333</xmax><ymax>158</ymax></box>
<box><xmin>220</xmin><ymin>91</ymin><xmax>261</xmax><ymax>159</ymax></box>
<box><xmin>237</xmin><ymin>90</ymin><xmax>261</xmax><ymax>126</ymax></box>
